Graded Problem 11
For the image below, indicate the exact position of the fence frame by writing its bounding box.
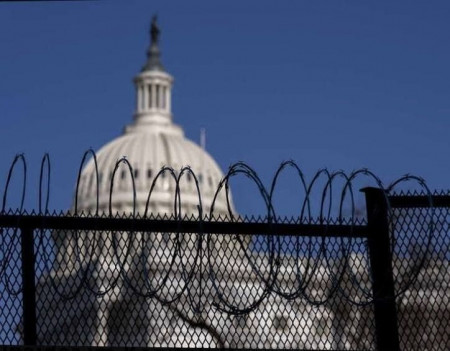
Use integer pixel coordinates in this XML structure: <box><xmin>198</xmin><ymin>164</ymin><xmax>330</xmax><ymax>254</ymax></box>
<box><xmin>362</xmin><ymin>188</ymin><xmax>399</xmax><ymax>351</ymax></box>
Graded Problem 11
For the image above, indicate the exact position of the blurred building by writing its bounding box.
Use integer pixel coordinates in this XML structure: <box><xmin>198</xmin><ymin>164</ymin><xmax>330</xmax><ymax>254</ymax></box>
<box><xmin>34</xmin><ymin>18</ymin><xmax>447</xmax><ymax>350</ymax></box>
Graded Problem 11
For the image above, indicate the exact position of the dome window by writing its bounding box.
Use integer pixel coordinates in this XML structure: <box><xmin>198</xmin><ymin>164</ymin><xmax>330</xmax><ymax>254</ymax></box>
<box><xmin>273</xmin><ymin>315</ymin><xmax>289</xmax><ymax>331</ymax></box>
<box><xmin>208</xmin><ymin>176</ymin><xmax>213</xmax><ymax>187</ymax></box>
<box><xmin>198</xmin><ymin>174</ymin><xmax>203</xmax><ymax>183</ymax></box>
<box><xmin>134</xmin><ymin>169</ymin><xmax>139</xmax><ymax>179</ymax></box>
<box><xmin>155</xmin><ymin>85</ymin><xmax>160</xmax><ymax>108</ymax></box>
<box><xmin>79</xmin><ymin>175</ymin><xmax>86</xmax><ymax>196</ymax></box>
<box><xmin>120</xmin><ymin>170</ymin><xmax>126</xmax><ymax>180</ymax></box>
<box><xmin>148</xmin><ymin>84</ymin><xmax>152</xmax><ymax>108</ymax></box>
<box><xmin>88</xmin><ymin>174</ymin><xmax>94</xmax><ymax>192</ymax></box>
<box><xmin>315</xmin><ymin>317</ymin><xmax>330</xmax><ymax>336</ymax></box>
<box><xmin>147</xmin><ymin>169</ymin><xmax>152</xmax><ymax>179</ymax></box>
<box><xmin>233</xmin><ymin>315</ymin><xmax>248</xmax><ymax>329</ymax></box>
<box><xmin>187</xmin><ymin>173</ymin><xmax>192</xmax><ymax>182</ymax></box>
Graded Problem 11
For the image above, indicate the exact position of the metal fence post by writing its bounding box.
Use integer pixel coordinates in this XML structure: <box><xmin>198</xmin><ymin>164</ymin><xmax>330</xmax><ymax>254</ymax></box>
<box><xmin>20</xmin><ymin>225</ymin><xmax>37</xmax><ymax>345</ymax></box>
<box><xmin>362</xmin><ymin>187</ymin><xmax>400</xmax><ymax>351</ymax></box>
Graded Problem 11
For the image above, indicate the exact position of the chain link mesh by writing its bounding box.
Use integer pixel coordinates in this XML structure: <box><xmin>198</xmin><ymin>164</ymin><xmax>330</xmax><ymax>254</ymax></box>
<box><xmin>0</xmin><ymin>192</ymin><xmax>448</xmax><ymax>350</ymax></box>
<box><xmin>0</xmin><ymin>227</ymin><xmax>23</xmax><ymax>345</ymax></box>
<box><xmin>31</xmin><ymin>227</ymin><xmax>375</xmax><ymax>349</ymax></box>
<box><xmin>392</xmin><ymin>204</ymin><xmax>448</xmax><ymax>351</ymax></box>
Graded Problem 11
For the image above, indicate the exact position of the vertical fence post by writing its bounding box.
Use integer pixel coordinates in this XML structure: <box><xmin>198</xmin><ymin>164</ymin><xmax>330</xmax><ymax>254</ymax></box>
<box><xmin>20</xmin><ymin>225</ymin><xmax>37</xmax><ymax>345</ymax></box>
<box><xmin>361</xmin><ymin>187</ymin><xmax>400</xmax><ymax>351</ymax></box>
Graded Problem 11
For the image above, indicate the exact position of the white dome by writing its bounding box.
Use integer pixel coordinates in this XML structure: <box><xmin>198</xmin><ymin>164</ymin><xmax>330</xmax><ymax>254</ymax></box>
<box><xmin>76</xmin><ymin>124</ymin><xmax>231</xmax><ymax>216</ymax></box>
<box><xmin>74</xmin><ymin>30</ymin><xmax>231</xmax><ymax>217</ymax></box>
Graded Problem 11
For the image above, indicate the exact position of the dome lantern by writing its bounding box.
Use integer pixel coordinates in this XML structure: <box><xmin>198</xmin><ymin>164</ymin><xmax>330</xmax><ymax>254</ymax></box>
<box><xmin>130</xmin><ymin>16</ymin><xmax>174</xmax><ymax>132</ymax></box>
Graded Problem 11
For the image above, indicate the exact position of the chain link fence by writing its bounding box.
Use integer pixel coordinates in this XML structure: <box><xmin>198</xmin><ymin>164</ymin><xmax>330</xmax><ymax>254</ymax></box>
<box><xmin>0</xmin><ymin>190</ymin><xmax>448</xmax><ymax>350</ymax></box>
<box><xmin>390</xmin><ymin>192</ymin><xmax>449</xmax><ymax>351</ymax></box>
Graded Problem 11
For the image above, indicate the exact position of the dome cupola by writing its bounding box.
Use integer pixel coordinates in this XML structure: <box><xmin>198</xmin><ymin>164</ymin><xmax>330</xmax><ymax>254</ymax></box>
<box><xmin>127</xmin><ymin>16</ymin><xmax>174</xmax><ymax>133</ymax></box>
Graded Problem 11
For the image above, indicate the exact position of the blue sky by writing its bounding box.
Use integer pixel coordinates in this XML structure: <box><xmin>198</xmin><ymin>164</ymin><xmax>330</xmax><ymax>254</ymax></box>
<box><xmin>0</xmin><ymin>0</ymin><xmax>449</xmax><ymax>216</ymax></box>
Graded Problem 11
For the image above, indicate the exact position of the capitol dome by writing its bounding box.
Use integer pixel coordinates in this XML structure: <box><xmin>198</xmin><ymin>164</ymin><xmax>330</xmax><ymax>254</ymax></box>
<box><xmin>75</xmin><ymin>18</ymin><xmax>231</xmax><ymax>217</ymax></box>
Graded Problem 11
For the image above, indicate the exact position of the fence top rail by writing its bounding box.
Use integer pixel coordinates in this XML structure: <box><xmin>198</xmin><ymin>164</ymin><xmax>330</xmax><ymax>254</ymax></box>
<box><xmin>388</xmin><ymin>194</ymin><xmax>450</xmax><ymax>208</ymax></box>
<box><xmin>0</xmin><ymin>213</ymin><xmax>368</xmax><ymax>238</ymax></box>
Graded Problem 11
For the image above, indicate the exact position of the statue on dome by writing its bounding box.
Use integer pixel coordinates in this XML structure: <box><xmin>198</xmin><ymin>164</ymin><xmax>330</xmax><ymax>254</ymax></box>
<box><xmin>151</xmin><ymin>15</ymin><xmax>160</xmax><ymax>45</ymax></box>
